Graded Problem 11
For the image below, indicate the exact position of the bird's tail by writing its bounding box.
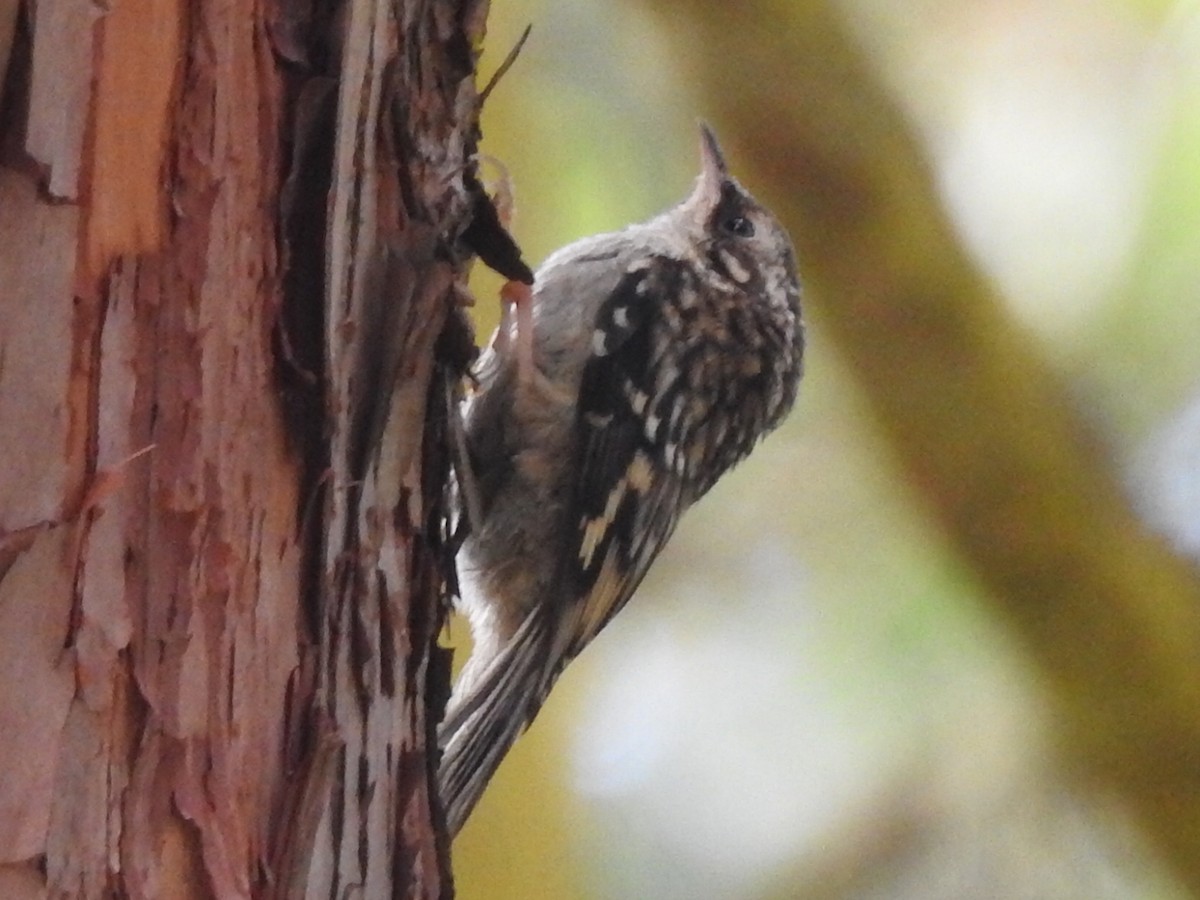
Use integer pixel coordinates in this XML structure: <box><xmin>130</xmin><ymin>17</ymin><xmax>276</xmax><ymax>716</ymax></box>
<box><xmin>437</xmin><ymin>608</ymin><xmax>559</xmax><ymax>835</ymax></box>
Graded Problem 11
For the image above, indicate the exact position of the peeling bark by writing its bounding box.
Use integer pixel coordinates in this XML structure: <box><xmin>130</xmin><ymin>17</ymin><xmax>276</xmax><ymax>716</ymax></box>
<box><xmin>0</xmin><ymin>0</ymin><xmax>486</xmax><ymax>896</ymax></box>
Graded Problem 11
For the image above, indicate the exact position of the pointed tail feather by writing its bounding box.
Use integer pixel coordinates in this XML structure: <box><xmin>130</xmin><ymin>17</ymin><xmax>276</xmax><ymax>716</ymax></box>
<box><xmin>438</xmin><ymin>609</ymin><xmax>558</xmax><ymax>835</ymax></box>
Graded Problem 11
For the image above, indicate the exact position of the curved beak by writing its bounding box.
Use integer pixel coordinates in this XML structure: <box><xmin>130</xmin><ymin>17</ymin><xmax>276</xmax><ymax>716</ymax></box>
<box><xmin>698</xmin><ymin>122</ymin><xmax>730</xmax><ymax>180</ymax></box>
<box><xmin>683</xmin><ymin>122</ymin><xmax>729</xmax><ymax>216</ymax></box>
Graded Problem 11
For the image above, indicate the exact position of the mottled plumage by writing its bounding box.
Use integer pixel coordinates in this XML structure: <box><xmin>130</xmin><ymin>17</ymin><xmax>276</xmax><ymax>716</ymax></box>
<box><xmin>439</xmin><ymin>126</ymin><xmax>804</xmax><ymax>835</ymax></box>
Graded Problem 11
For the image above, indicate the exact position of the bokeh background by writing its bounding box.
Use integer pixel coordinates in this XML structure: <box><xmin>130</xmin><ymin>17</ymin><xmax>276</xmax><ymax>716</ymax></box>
<box><xmin>450</xmin><ymin>1</ymin><xmax>1200</xmax><ymax>897</ymax></box>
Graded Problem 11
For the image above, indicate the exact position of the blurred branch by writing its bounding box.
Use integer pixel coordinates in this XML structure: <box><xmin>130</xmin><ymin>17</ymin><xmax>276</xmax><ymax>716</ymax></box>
<box><xmin>643</xmin><ymin>0</ymin><xmax>1200</xmax><ymax>892</ymax></box>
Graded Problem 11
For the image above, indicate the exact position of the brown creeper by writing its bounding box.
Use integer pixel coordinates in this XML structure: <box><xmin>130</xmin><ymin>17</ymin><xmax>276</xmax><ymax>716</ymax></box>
<box><xmin>440</xmin><ymin>125</ymin><xmax>804</xmax><ymax>834</ymax></box>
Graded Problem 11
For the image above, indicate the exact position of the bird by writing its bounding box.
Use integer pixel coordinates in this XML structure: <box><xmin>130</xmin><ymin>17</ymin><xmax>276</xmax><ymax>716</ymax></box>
<box><xmin>439</xmin><ymin>124</ymin><xmax>805</xmax><ymax>836</ymax></box>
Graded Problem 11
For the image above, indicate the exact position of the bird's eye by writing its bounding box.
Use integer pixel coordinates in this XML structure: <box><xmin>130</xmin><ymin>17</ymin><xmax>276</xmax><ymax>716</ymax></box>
<box><xmin>723</xmin><ymin>216</ymin><xmax>755</xmax><ymax>238</ymax></box>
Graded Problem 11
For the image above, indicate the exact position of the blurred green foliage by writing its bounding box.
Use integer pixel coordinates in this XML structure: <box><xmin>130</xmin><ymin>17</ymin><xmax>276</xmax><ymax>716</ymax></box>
<box><xmin>452</xmin><ymin>1</ymin><xmax>1200</xmax><ymax>898</ymax></box>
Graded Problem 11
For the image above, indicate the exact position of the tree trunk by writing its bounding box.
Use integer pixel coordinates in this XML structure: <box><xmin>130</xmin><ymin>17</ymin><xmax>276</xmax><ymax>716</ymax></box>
<box><xmin>0</xmin><ymin>0</ymin><xmax>485</xmax><ymax>896</ymax></box>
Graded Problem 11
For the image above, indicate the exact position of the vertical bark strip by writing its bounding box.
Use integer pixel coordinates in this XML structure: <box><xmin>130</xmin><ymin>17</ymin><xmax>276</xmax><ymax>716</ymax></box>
<box><xmin>303</xmin><ymin>2</ymin><xmax>486</xmax><ymax>894</ymax></box>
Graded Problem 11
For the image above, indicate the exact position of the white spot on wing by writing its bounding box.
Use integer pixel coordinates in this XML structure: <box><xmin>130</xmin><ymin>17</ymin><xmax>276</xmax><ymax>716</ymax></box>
<box><xmin>579</xmin><ymin>478</ymin><xmax>630</xmax><ymax>569</ymax></box>
<box><xmin>592</xmin><ymin>328</ymin><xmax>609</xmax><ymax>356</ymax></box>
<box><xmin>664</xmin><ymin>442</ymin><xmax>678</xmax><ymax>472</ymax></box>
<box><xmin>644</xmin><ymin>414</ymin><xmax>660</xmax><ymax>441</ymax></box>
